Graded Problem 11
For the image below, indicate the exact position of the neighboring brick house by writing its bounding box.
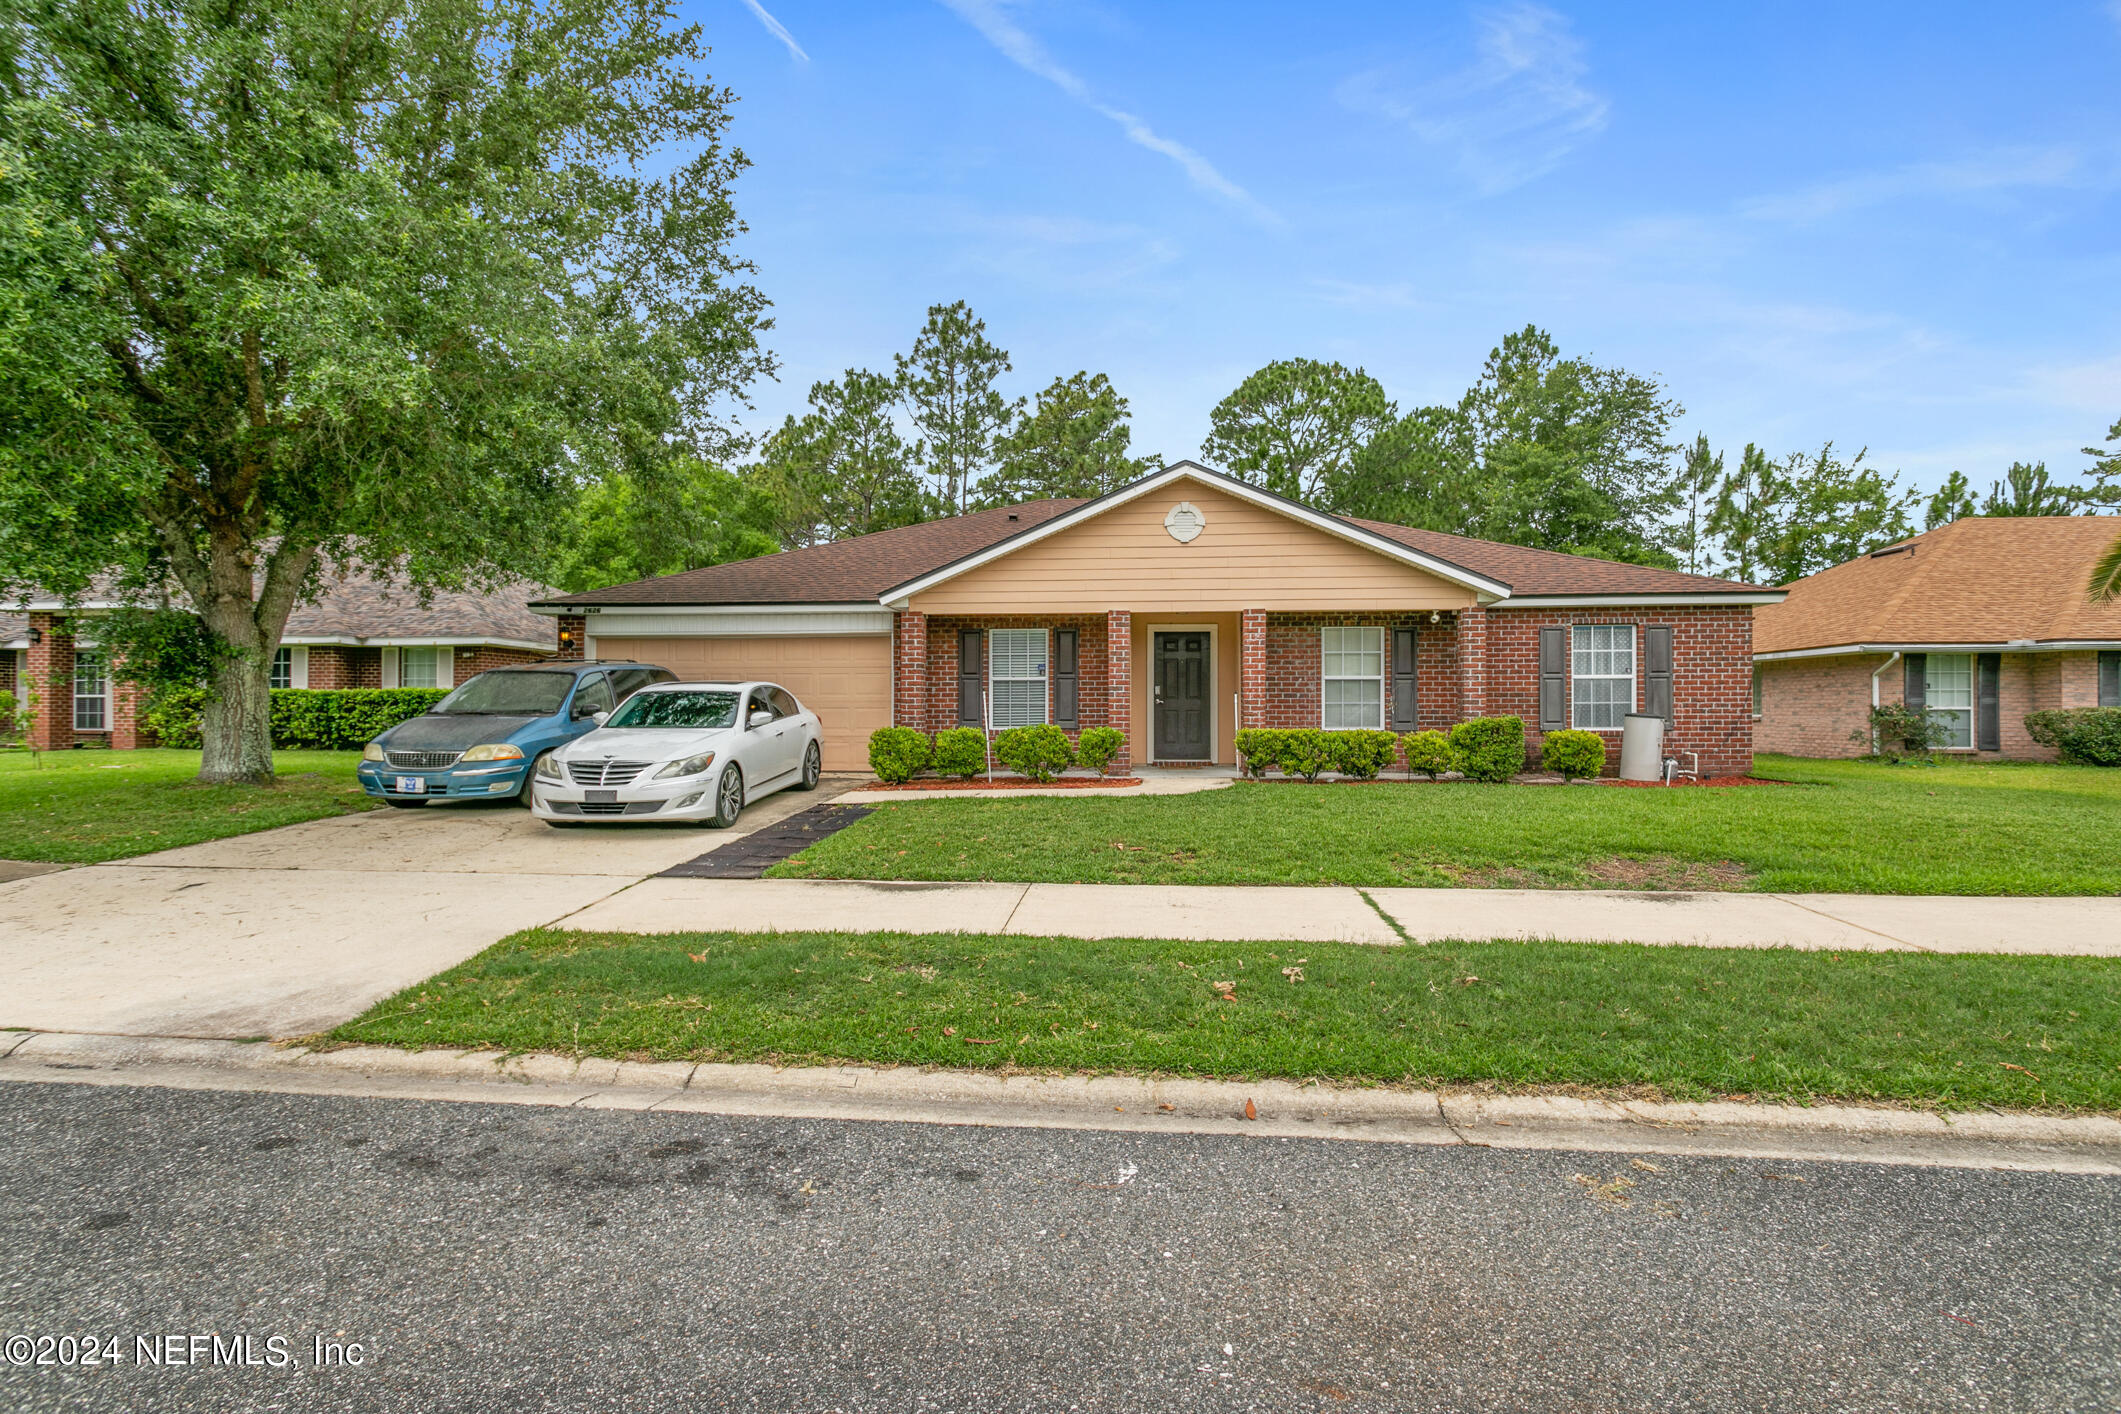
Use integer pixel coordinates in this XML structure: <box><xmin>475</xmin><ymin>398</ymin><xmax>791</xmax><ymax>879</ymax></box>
<box><xmin>533</xmin><ymin>462</ymin><xmax>1781</xmax><ymax>775</ymax></box>
<box><xmin>1753</xmin><ymin>516</ymin><xmax>2121</xmax><ymax>760</ymax></box>
<box><xmin>3</xmin><ymin>572</ymin><xmax>558</xmax><ymax>752</ymax></box>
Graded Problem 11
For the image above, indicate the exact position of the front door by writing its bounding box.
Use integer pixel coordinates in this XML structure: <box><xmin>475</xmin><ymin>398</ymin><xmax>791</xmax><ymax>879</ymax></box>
<box><xmin>1153</xmin><ymin>632</ymin><xmax>1211</xmax><ymax>761</ymax></box>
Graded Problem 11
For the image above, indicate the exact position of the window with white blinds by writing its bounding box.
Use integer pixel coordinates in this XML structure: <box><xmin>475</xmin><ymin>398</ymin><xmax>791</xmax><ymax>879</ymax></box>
<box><xmin>987</xmin><ymin>628</ymin><xmax>1048</xmax><ymax>728</ymax></box>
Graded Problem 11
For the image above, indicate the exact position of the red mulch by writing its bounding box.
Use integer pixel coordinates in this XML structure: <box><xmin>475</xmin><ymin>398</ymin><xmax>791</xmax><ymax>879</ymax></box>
<box><xmin>1604</xmin><ymin>776</ymin><xmax>1790</xmax><ymax>788</ymax></box>
<box><xmin>860</xmin><ymin>777</ymin><xmax>1144</xmax><ymax>791</ymax></box>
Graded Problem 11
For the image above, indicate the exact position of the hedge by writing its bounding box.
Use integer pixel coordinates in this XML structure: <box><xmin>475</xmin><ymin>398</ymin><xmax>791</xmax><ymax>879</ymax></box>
<box><xmin>931</xmin><ymin>727</ymin><xmax>987</xmax><ymax>779</ymax></box>
<box><xmin>1075</xmin><ymin>726</ymin><xmax>1126</xmax><ymax>776</ymax></box>
<box><xmin>1449</xmin><ymin>715</ymin><xmax>1527</xmax><ymax>783</ymax></box>
<box><xmin>1331</xmin><ymin>729</ymin><xmax>1400</xmax><ymax>779</ymax></box>
<box><xmin>1399</xmin><ymin>729</ymin><xmax>1455</xmax><ymax>779</ymax></box>
<box><xmin>2024</xmin><ymin>708</ymin><xmax>2121</xmax><ymax>767</ymax></box>
<box><xmin>868</xmin><ymin>727</ymin><xmax>932</xmax><ymax>784</ymax></box>
<box><xmin>1539</xmin><ymin>728</ymin><xmax>1607</xmax><ymax>780</ymax></box>
<box><xmin>993</xmin><ymin>724</ymin><xmax>1075</xmax><ymax>782</ymax></box>
<box><xmin>142</xmin><ymin>686</ymin><xmax>450</xmax><ymax>751</ymax></box>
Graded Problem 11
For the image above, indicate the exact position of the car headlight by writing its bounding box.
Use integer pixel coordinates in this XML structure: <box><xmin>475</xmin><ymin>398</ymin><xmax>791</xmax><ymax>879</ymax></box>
<box><xmin>653</xmin><ymin>751</ymin><xmax>717</xmax><ymax>780</ymax></box>
<box><xmin>362</xmin><ymin>742</ymin><xmax>386</xmax><ymax>762</ymax></box>
<box><xmin>535</xmin><ymin>753</ymin><xmax>566</xmax><ymax>780</ymax></box>
<box><xmin>459</xmin><ymin>743</ymin><xmax>525</xmax><ymax>762</ymax></box>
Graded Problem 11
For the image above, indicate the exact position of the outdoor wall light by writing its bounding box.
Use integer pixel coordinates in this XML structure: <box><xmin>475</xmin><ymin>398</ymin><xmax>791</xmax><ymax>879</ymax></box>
<box><xmin>27</xmin><ymin>625</ymin><xmax>41</xmax><ymax>645</ymax></box>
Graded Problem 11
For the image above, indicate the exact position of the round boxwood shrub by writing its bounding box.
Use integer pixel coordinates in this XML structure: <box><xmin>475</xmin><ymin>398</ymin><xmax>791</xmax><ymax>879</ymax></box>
<box><xmin>1330</xmin><ymin>729</ymin><xmax>1399</xmax><ymax>780</ymax></box>
<box><xmin>992</xmin><ymin>723</ymin><xmax>1075</xmax><ymax>782</ymax></box>
<box><xmin>931</xmin><ymin>726</ymin><xmax>987</xmax><ymax>778</ymax></box>
<box><xmin>1399</xmin><ymin>729</ymin><xmax>1455</xmax><ymax>779</ymax></box>
<box><xmin>1540</xmin><ymin>727</ymin><xmax>1607</xmax><ymax>780</ymax></box>
<box><xmin>1075</xmin><ymin>725</ymin><xmax>1125</xmax><ymax>776</ymax></box>
<box><xmin>1234</xmin><ymin>728</ymin><xmax>1286</xmax><ymax>778</ymax></box>
<box><xmin>867</xmin><ymin>726</ymin><xmax>932</xmax><ymax>784</ymax></box>
<box><xmin>2025</xmin><ymin>708</ymin><xmax>2121</xmax><ymax>767</ymax></box>
<box><xmin>1276</xmin><ymin>728</ymin><xmax>1335</xmax><ymax>781</ymax></box>
<box><xmin>1448</xmin><ymin>715</ymin><xmax>1526</xmax><ymax>783</ymax></box>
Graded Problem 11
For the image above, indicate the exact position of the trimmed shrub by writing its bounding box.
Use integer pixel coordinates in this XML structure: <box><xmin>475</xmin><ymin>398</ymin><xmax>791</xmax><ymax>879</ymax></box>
<box><xmin>993</xmin><ymin>723</ymin><xmax>1075</xmax><ymax>782</ymax></box>
<box><xmin>1449</xmin><ymin>715</ymin><xmax>1527</xmax><ymax>783</ymax></box>
<box><xmin>1399</xmin><ymin>729</ymin><xmax>1455</xmax><ymax>779</ymax></box>
<box><xmin>1540</xmin><ymin>728</ymin><xmax>1607</xmax><ymax>780</ymax></box>
<box><xmin>1277</xmin><ymin>728</ymin><xmax>1335</xmax><ymax>782</ymax></box>
<box><xmin>1854</xmin><ymin>702</ymin><xmax>1946</xmax><ymax>762</ymax></box>
<box><xmin>1331</xmin><ymin>729</ymin><xmax>1399</xmax><ymax>780</ymax></box>
<box><xmin>140</xmin><ymin>685</ymin><xmax>447</xmax><ymax>751</ymax></box>
<box><xmin>868</xmin><ymin>726</ymin><xmax>932</xmax><ymax>783</ymax></box>
<box><xmin>2025</xmin><ymin>708</ymin><xmax>2121</xmax><ymax>767</ymax></box>
<box><xmin>1075</xmin><ymin>726</ymin><xmax>1126</xmax><ymax>776</ymax></box>
<box><xmin>931</xmin><ymin>726</ymin><xmax>987</xmax><ymax>778</ymax></box>
<box><xmin>1234</xmin><ymin>728</ymin><xmax>1286</xmax><ymax>778</ymax></box>
<box><xmin>141</xmin><ymin>685</ymin><xmax>210</xmax><ymax>749</ymax></box>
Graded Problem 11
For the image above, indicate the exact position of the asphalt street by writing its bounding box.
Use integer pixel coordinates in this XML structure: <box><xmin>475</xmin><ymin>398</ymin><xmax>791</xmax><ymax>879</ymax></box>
<box><xmin>2</xmin><ymin>1081</ymin><xmax>2113</xmax><ymax>1413</ymax></box>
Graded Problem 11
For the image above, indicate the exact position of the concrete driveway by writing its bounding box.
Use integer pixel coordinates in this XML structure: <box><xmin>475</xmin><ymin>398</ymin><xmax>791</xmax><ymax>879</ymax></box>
<box><xmin>0</xmin><ymin>781</ymin><xmax>856</xmax><ymax>1041</ymax></box>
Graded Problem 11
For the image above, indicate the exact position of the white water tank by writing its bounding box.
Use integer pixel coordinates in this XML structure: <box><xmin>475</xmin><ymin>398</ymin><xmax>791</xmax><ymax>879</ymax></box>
<box><xmin>1618</xmin><ymin>713</ymin><xmax>1665</xmax><ymax>782</ymax></box>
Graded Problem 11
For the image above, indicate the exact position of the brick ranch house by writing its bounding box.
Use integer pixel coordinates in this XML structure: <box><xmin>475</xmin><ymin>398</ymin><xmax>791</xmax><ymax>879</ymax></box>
<box><xmin>1753</xmin><ymin>515</ymin><xmax>2121</xmax><ymax>759</ymax></box>
<box><xmin>534</xmin><ymin>463</ymin><xmax>1782</xmax><ymax>776</ymax></box>
<box><xmin>3</xmin><ymin>572</ymin><xmax>559</xmax><ymax>752</ymax></box>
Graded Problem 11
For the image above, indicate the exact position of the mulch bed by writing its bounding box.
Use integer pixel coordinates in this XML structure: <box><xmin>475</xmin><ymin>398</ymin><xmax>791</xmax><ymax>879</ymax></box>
<box><xmin>859</xmin><ymin>777</ymin><xmax>1144</xmax><ymax>791</ymax></box>
<box><xmin>1238</xmin><ymin>775</ymin><xmax>1792</xmax><ymax>787</ymax></box>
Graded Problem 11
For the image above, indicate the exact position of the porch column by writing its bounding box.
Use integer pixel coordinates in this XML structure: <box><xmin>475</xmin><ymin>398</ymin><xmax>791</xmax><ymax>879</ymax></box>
<box><xmin>109</xmin><ymin>664</ymin><xmax>146</xmax><ymax>750</ymax></box>
<box><xmin>25</xmin><ymin>612</ymin><xmax>74</xmax><ymax>752</ymax></box>
<box><xmin>1104</xmin><ymin>609</ymin><xmax>1131</xmax><ymax>772</ymax></box>
<box><xmin>1239</xmin><ymin>608</ymin><xmax>1267</xmax><ymax>728</ymax></box>
<box><xmin>894</xmin><ymin>610</ymin><xmax>929</xmax><ymax>729</ymax></box>
<box><xmin>1456</xmin><ymin>605</ymin><xmax>1488</xmax><ymax>721</ymax></box>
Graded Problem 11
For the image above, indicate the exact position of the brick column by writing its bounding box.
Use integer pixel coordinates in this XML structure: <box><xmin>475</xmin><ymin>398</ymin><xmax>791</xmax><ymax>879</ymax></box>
<box><xmin>554</xmin><ymin>614</ymin><xmax>587</xmax><ymax>662</ymax></box>
<box><xmin>25</xmin><ymin>612</ymin><xmax>74</xmax><ymax>752</ymax></box>
<box><xmin>1239</xmin><ymin>608</ymin><xmax>1268</xmax><ymax>729</ymax></box>
<box><xmin>109</xmin><ymin>669</ymin><xmax>147</xmax><ymax>750</ymax></box>
<box><xmin>1104</xmin><ymin>609</ymin><xmax>1131</xmax><ymax>772</ymax></box>
<box><xmin>894</xmin><ymin>610</ymin><xmax>929</xmax><ymax>729</ymax></box>
<box><xmin>1457</xmin><ymin>605</ymin><xmax>1487</xmax><ymax>721</ymax></box>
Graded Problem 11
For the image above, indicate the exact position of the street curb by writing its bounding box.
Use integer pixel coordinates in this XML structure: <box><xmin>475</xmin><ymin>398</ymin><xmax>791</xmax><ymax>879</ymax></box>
<box><xmin>3</xmin><ymin>1030</ymin><xmax>2118</xmax><ymax>1173</ymax></box>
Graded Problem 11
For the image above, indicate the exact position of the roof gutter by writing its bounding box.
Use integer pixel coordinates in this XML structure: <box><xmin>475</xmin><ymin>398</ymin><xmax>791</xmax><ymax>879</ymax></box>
<box><xmin>1756</xmin><ymin>640</ymin><xmax>2121</xmax><ymax>662</ymax></box>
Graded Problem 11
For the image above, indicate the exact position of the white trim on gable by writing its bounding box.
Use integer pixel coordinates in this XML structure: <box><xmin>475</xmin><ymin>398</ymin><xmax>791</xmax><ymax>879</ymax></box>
<box><xmin>877</xmin><ymin>463</ymin><xmax>1514</xmax><ymax>608</ymax></box>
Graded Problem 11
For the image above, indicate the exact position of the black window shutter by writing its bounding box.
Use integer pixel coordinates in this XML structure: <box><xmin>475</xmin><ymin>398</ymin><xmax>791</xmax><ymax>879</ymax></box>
<box><xmin>2101</xmin><ymin>651</ymin><xmax>2120</xmax><ymax>707</ymax></box>
<box><xmin>1902</xmin><ymin>653</ymin><xmax>1927</xmax><ymax>715</ymax></box>
<box><xmin>1643</xmin><ymin>626</ymin><xmax>1674</xmax><ymax>727</ymax></box>
<box><xmin>1537</xmin><ymin>626</ymin><xmax>1566</xmax><ymax>731</ymax></box>
<box><xmin>1391</xmin><ymin>627</ymin><xmax>1419</xmax><ymax>731</ymax></box>
<box><xmin>958</xmin><ymin>630</ymin><xmax>983</xmax><ymax>725</ymax></box>
<box><xmin>1976</xmin><ymin>653</ymin><xmax>2001</xmax><ymax>751</ymax></box>
<box><xmin>1052</xmin><ymin>628</ymin><xmax>1079</xmax><ymax>727</ymax></box>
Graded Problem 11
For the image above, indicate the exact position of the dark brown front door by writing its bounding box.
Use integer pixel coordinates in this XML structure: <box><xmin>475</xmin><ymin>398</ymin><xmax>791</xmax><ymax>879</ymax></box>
<box><xmin>1153</xmin><ymin>632</ymin><xmax>1210</xmax><ymax>760</ymax></box>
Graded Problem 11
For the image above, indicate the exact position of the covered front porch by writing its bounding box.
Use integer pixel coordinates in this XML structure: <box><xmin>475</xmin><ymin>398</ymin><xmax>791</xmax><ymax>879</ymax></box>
<box><xmin>890</xmin><ymin>607</ymin><xmax>1491</xmax><ymax>773</ymax></box>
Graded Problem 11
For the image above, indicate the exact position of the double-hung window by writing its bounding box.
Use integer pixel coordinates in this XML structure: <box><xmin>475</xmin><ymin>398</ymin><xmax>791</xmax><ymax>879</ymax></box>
<box><xmin>400</xmin><ymin>647</ymin><xmax>442</xmax><ymax>689</ymax></box>
<box><xmin>1924</xmin><ymin>653</ymin><xmax>1974</xmax><ymax>749</ymax></box>
<box><xmin>1321</xmin><ymin>626</ymin><xmax>1384</xmax><ymax>729</ymax></box>
<box><xmin>987</xmin><ymin>628</ymin><xmax>1048</xmax><ymax>728</ymax></box>
<box><xmin>269</xmin><ymin>647</ymin><xmax>293</xmax><ymax>689</ymax></box>
<box><xmin>73</xmin><ymin>651</ymin><xmax>108</xmax><ymax>732</ymax></box>
<box><xmin>1571</xmin><ymin>625</ymin><xmax>1636</xmax><ymax>729</ymax></box>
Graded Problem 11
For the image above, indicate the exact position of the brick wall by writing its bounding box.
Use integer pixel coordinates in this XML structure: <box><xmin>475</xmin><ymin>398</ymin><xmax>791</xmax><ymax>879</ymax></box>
<box><xmin>25</xmin><ymin>612</ymin><xmax>73</xmax><ymax>752</ymax></box>
<box><xmin>1486</xmin><ymin>606</ymin><xmax>1756</xmax><ymax>777</ymax></box>
<box><xmin>892</xmin><ymin>611</ymin><xmax>928</xmax><ymax>729</ymax></box>
<box><xmin>450</xmin><ymin>646</ymin><xmax>551</xmax><ymax>680</ymax></box>
<box><xmin>915</xmin><ymin>615</ymin><xmax>1116</xmax><ymax>742</ymax></box>
<box><xmin>1761</xmin><ymin>649</ymin><xmax>2105</xmax><ymax>762</ymax></box>
<box><xmin>1257</xmin><ymin>612</ymin><xmax>1460</xmax><ymax>732</ymax></box>
<box><xmin>556</xmin><ymin>615</ymin><xmax>587</xmax><ymax>662</ymax></box>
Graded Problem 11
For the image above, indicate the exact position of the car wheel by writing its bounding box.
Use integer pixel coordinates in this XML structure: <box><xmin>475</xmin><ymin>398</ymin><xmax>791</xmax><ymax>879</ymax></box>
<box><xmin>707</xmin><ymin>764</ymin><xmax>744</xmax><ymax>828</ymax></box>
<box><xmin>518</xmin><ymin>755</ymin><xmax>550</xmax><ymax>807</ymax></box>
<box><xmin>794</xmin><ymin>739</ymin><xmax>822</xmax><ymax>791</ymax></box>
<box><xmin>383</xmin><ymin>798</ymin><xmax>430</xmax><ymax>809</ymax></box>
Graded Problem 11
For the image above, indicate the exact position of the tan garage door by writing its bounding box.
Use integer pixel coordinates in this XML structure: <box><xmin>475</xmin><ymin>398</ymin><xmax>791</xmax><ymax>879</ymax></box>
<box><xmin>591</xmin><ymin>634</ymin><xmax>891</xmax><ymax>772</ymax></box>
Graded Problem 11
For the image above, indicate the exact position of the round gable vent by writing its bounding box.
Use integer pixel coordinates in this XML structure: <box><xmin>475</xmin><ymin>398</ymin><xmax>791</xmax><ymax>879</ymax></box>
<box><xmin>1164</xmin><ymin>501</ymin><xmax>1206</xmax><ymax>544</ymax></box>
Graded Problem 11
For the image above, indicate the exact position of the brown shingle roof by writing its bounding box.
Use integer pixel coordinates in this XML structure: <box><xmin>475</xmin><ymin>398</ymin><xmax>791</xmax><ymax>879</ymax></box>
<box><xmin>1346</xmin><ymin>518</ymin><xmax>1772</xmax><ymax>598</ymax></box>
<box><xmin>535</xmin><ymin>500</ymin><xmax>1086</xmax><ymax>606</ymax></box>
<box><xmin>1753</xmin><ymin>516</ymin><xmax>2121</xmax><ymax>655</ymax></box>
<box><xmin>286</xmin><ymin>570</ymin><xmax>560</xmax><ymax>646</ymax></box>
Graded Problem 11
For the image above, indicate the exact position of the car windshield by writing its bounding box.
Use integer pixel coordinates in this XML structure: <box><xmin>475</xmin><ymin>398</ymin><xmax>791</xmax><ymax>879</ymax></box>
<box><xmin>431</xmin><ymin>671</ymin><xmax>571</xmax><ymax>716</ymax></box>
<box><xmin>604</xmin><ymin>690</ymin><xmax>739</xmax><ymax>730</ymax></box>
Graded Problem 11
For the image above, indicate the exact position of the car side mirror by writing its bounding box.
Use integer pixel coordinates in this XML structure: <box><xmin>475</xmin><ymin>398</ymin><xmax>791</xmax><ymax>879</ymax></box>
<box><xmin>591</xmin><ymin>710</ymin><xmax>609</xmax><ymax>726</ymax></box>
<box><xmin>748</xmin><ymin>709</ymin><xmax>774</xmax><ymax>729</ymax></box>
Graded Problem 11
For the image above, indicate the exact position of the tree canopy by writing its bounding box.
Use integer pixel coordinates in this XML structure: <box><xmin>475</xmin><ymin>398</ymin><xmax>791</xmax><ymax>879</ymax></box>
<box><xmin>1199</xmin><ymin>357</ymin><xmax>1394</xmax><ymax>504</ymax></box>
<box><xmin>982</xmin><ymin>372</ymin><xmax>1158</xmax><ymax>504</ymax></box>
<box><xmin>0</xmin><ymin>0</ymin><xmax>770</xmax><ymax>780</ymax></box>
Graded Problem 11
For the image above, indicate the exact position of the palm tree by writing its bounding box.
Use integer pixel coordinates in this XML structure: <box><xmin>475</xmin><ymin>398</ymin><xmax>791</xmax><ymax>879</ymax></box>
<box><xmin>2093</xmin><ymin>530</ymin><xmax>2121</xmax><ymax>603</ymax></box>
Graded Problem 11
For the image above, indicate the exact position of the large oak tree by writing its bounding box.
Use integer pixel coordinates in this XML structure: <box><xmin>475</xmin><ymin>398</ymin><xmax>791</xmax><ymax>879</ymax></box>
<box><xmin>0</xmin><ymin>0</ymin><xmax>770</xmax><ymax>781</ymax></box>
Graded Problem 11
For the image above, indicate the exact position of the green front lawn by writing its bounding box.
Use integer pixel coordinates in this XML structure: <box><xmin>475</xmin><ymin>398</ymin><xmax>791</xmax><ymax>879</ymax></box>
<box><xmin>771</xmin><ymin>756</ymin><xmax>2121</xmax><ymax>895</ymax></box>
<box><xmin>329</xmin><ymin>927</ymin><xmax>2121</xmax><ymax>1111</ymax></box>
<box><xmin>0</xmin><ymin>748</ymin><xmax>374</xmax><ymax>863</ymax></box>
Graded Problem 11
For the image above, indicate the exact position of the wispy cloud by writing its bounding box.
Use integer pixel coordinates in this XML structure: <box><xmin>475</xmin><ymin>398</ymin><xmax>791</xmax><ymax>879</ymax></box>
<box><xmin>1739</xmin><ymin>146</ymin><xmax>2087</xmax><ymax>223</ymax></box>
<box><xmin>737</xmin><ymin>0</ymin><xmax>808</xmax><ymax>63</ymax></box>
<box><xmin>1337</xmin><ymin>4</ymin><xmax>1608</xmax><ymax>195</ymax></box>
<box><xmin>936</xmin><ymin>0</ymin><xmax>1278</xmax><ymax>225</ymax></box>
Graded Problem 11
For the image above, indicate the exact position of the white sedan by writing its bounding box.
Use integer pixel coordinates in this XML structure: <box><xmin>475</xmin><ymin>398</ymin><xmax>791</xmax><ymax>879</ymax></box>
<box><xmin>530</xmin><ymin>681</ymin><xmax>823</xmax><ymax>827</ymax></box>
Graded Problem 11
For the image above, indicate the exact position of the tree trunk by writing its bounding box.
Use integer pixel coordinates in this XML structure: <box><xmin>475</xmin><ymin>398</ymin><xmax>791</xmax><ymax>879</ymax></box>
<box><xmin>199</xmin><ymin>648</ymin><xmax>276</xmax><ymax>784</ymax></box>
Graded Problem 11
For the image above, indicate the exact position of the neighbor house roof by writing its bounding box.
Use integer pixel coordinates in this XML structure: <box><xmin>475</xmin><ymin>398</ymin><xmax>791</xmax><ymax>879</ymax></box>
<box><xmin>537</xmin><ymin>465</ymin><xmax>1775</xmax><ymax>610</ymax></box>
<box><xmin>1753</xmin><ymin>515</ymin><xmax>2121</xmax><ymax>658</ymax></box>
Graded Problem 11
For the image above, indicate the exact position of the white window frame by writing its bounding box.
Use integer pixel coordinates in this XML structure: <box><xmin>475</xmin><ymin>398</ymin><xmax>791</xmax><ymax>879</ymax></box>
<box><xmin>1320</xmin><ymin>625</ymin><xmax>1385</xmax><ymax>730</ymax></box>
<box><xmin>1924</xmin><ymin>653</ymin><xmax>1974</xmax><ymax>750</ymax></box>
<box><xmin>270</xmin><ymin>647</ymin><xmax>292</xmax><ymax>689</ymax></box>
<box><xmin>396</xmin><ymin>646</ymin><xmax>453</xmax><ymax>691</ymax></box>
<box><xmin>73</xmin><ymin>650</ymin><xmax>109</xmax><ymax>732</ymax></box>
<box><xmin>1571</xmin><ymin>624</ymin><xmax>1637</xmax><ymax>731</ymax></box>
<box><xmin>987</xmin><ymin>628</ymin><xmax>1048</xmax><ymax>729</ymax></box>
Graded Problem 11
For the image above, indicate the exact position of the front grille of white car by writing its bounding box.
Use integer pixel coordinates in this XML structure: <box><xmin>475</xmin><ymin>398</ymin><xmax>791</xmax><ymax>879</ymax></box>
<box><xmin>552</xmin><ymin>799</ymin><xmax>663</xmax><ymax>816</ymax></box>
<box><xmin>387</xmin><ymin>749</ymin><xmax>461</xmax><ymax>769</ymax></box>
<box><xmin>567</xmin><ymin>759</ymin><xmax>651</xmax><ymax>787</ymax></box>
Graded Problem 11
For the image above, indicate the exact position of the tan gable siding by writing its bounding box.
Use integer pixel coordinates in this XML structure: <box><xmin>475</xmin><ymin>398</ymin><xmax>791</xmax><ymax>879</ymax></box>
<box><xmin>904</xmin><ymin>481</ymin><xmax>1478</xmax><ymax>614</ymax></box>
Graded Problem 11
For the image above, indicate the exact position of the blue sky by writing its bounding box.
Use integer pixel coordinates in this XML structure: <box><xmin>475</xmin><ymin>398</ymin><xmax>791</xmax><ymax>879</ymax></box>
<box><xmin>693</xmin><ymin>1</ymin><xmax>2121</xmax><ymax>497</ymax></box>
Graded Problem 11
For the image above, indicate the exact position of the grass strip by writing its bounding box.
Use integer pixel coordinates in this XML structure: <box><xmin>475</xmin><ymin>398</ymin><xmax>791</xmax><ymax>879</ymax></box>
<box><xmin>329</xmin><ymin>928</ymin><xmax>2121</xmax><ymax>1111</ymax></box>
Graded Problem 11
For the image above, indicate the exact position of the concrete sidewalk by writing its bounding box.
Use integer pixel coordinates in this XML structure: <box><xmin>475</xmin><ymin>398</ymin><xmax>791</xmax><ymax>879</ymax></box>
<box><xmin>560</xmin><ymin>877</ymin><xmax>2121</xmax><ymax>956</ymax></box>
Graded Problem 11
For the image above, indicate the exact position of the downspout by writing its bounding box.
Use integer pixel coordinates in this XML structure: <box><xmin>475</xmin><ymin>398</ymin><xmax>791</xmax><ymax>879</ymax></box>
<box><xmin>1870</xmin><ymin>651</ymin><xmax>1902</xmax><ymax>753</ymax></box>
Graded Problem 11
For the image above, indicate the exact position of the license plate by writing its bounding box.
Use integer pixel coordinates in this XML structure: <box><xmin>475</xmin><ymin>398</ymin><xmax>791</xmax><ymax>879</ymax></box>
<box><xmin>585</xmin><ymin>789</ymin><xmax>617</xmax><ymax>805</ymax></box>
<box><xmin>394</xmin><ymin>776</ymin><xmax>427</xmax><ymax>795</ymax></box>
